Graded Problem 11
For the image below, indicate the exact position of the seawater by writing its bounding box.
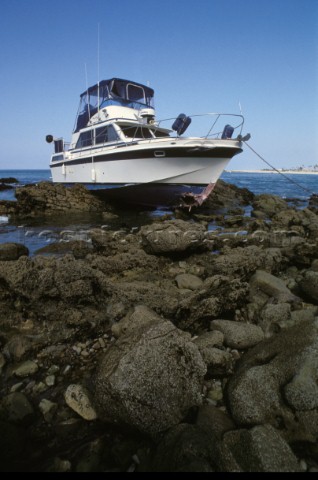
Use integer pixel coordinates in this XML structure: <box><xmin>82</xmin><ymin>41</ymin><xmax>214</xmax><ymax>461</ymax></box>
<box><xmin>0</xmin><ymin>169</ymin><xmax>317</xmax><ymax>254</ymax></box>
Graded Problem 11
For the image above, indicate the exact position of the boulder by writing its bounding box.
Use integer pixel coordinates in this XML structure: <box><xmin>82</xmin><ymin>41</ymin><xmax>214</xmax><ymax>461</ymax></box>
<box><xmin>0</xmin><ymin>243</ymin><xmax>29</xmax><ymax>261</ymax></box>
<box><xmin>200</xmin><ymin>347</ymin><xmax>234</xmax><ymax>377</ymax></box>
<box><xmin>210</xmin><ymin>320</ymin><xmax>264</xmax><ymax>350</ymax></box>
<box><xmin>35</xmin><ymin>240</ymin><xmax>93</xmax><ymax>258</ymax></box>
<box><xmin>93</xmin><ymin>306</ymin><xmax>206</xmax><ymax>437</ymax></box>
<box><xmin>193</xmin><ymin>331</ymin><xmax>224</xmax><ymax>350</ymax></box>
<box><xmin>258</xmin><ymin>303</ymin><xmax>292</xmax><ymax>336</ymax></box>
<box><xmin>15</xmin><ymin>182</ymin><xmax>108</xmax><ymax>214</ymax></box>
<box><xmin>175</xmin><ymin>273</ymin><xmax>203</xmax><ymax>290</ymax></box>
<box><xmin>221</xmin><ymin>425</ymin><xmax>301</xmax><ymax>472</ymax></box>
<box><xmin>226</xmin><ymin>320</ymin><xmax>318</xmax><ymax>443</ymax></box>
<box><xmin>249</xmin><ymin>270</ymin><xmax>299</xmax><ymax>305</ymax></box>
<box><xmin>140</xmin><ymin>219</ymin><xmax>207</xmax><ymax>255</ymax></box>
<box><xmin>12</xmin><ymin>360</ymin><xmax>39</xmax><ymax>378</ymax></box>
<box><xmin>64</xmin><ymin>384</ymin><xmax>97</xmax><ymax>421</ymax></box>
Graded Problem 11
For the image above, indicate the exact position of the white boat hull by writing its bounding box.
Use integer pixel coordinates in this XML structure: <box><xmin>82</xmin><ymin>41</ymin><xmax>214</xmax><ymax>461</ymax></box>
<box><xmin>51</xmin><ymin>139</ymin><xmax>242</xmax><ymax>187</ymax></box>
<box><xmin>51</xmin><ymin>155</ymin><xmax>232</xmax><ymax>185</ymax></box>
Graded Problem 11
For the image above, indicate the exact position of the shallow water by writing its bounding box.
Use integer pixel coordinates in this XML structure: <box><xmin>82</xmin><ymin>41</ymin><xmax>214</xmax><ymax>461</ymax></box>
<box><xmin>0</xmin><ymin>169</ymin><xmax>317</xmax><ymax>254</ymax></box>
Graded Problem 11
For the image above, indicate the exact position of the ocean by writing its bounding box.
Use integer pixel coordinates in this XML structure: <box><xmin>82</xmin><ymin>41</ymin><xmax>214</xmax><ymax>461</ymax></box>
<box><xmin>0</xmin><ymin>169</ymin><xmax>317</xmax><ymax>254</ymax></box>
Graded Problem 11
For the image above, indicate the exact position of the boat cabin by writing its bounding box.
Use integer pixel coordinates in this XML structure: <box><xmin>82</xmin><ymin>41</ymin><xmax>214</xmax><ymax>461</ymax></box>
<box><xmin>74</xmin><ymin>78</ymin><xmax>155</xmax><ymax>132</ymax></box>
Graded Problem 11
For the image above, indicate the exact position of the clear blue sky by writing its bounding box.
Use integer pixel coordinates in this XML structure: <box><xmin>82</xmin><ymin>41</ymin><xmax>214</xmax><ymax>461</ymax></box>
<box><xmin>0</xmin><ymin>0</ymin><xmax>317</xmax><ymax>170</ymax></box>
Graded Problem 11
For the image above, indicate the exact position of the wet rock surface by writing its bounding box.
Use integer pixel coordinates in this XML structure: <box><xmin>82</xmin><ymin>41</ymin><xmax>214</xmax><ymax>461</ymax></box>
<box><xmin>0</xmin><ymin>179</ymin><xmax>318</xmax><ymax>471</ymax></box>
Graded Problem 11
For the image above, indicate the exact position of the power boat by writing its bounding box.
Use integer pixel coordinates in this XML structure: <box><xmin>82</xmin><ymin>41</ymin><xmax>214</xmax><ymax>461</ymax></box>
<box><xmin>46</xmin><ymin>78</ymin><xmax>249</xmax><ymax>207</ymax></box>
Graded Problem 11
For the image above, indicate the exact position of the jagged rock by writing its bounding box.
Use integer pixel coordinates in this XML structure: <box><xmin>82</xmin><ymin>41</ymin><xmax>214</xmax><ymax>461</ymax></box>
<box><xmin>15</xmin><ymin>182</ymin><xmax>108</xmax><ymax>215</ymax></box>
<box><xmin>272</xmin><ymin>208</ymin><xmax>318</xmax><ymax>240</ymax></box>
<box><xmin>64</xmin><ymin>384</ymin><xmax>97</xmax><ymax>421</ymax></box>
<box><xmin>35</xmin><ymin>240</ymin><xmax>94</xmax><ymax>258</ymax></box>
<box><xmin>220</xmin><ymin>425</ymin><xmax>301</xmax><ymax>472</ymax></box>
<box><xmin>176</xmin><ymin>276</ymin><xmax>249</xmax><ymax>332</ymax></box>
<box><xmin>226</xmin><ymin>320</ymin><xmax>318</xmax><ymax>443</ymax></box>
<box><xmin>198</xmin><ymin>179</ymin><xmax>254</xmax><ymax>213</ymax></box>
<box><xmin>207</xmin><ymin>246</ymin><xmax>283</xmax><ymax>279</ymax></box>
<box><xmin>93</xmin><ymin>307</ymin><xmax>206</xmax><ymax>437</ymax></box>
<box><xmin>140</xmin><ymin>219</ymin><xmax>208</xmax><ymax>255</ymax></box>
<box><xmin>252</xmin><ymin>194</ymin><xmax>289</xmax><ymax>218</ymax></box>
<box><xmin>0</xmin><ymin>243</ymin><xmax>29</xmax><ymax>261</ymax></box>
<box><xmin>210</xmin><ymin>320</ymin><xmax>264</xmax><ymax>349</ymax></box>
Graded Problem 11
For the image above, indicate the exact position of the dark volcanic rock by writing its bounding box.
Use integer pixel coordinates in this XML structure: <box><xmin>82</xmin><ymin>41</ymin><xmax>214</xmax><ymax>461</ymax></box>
<box><xmin>93</xmin><ymin>306</ymin><xmax>206</xmax><ymax>437</ymax></box>
<box><xmin>0</xmin><ymin>200</ymin><xmax>17</xmax><ymax>215</ymax></box>
<box><xmin>15</xmin><ymin>182</ymin><xmax>108</xmax><ymax>215</ymax></box>
<box><xmin>199</xmin><ymin>179</ymin><xmax>254</xmax><ymax>213</ymax></box>
<box><xmin>0</xmin><ymin>184</ymin><xmax>14</xmax><ymax>191</ymax></box>
<box><xmin>35</xmin><ymin>240</ymin><xmax>94</xmax><ymax>259</ymax></box>
<box><xmin>0</xmin><ymin>243</ymin><xmax>29</xmax><ymax>261</ymax></box>
<box><xmin>252</xmin><ymin>194</ymin><xmax>289</xmax><ymax>218</ymax></box>
<box><xmin>0</xmin><ymin>177</ymin><xmax>19</xmax><ymax>184</ymax></box>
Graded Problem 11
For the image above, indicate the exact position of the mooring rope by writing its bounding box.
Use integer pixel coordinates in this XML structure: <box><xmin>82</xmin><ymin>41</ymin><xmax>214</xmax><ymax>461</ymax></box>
<box><xmin>244</xmin><ymin>141</ymin><xmax>314</xmax><ymax>197</ymax></box>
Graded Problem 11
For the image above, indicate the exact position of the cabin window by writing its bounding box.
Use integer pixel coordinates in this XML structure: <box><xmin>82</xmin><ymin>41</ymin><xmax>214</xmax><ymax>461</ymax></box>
<box><xmin>127</xmin><ymin>84</ymin><xmax>145</xmax><ymax>104</ymax></box>
<box><xmin>151</xmin><ymin>129</ymin><xmax>170</xmax><ymax>138</ymax></box>
<box><xmin>95</xmin><ymin>126</ymin><xmax>108</xmax><ymax>144</ymax></box>
<box><xmin>95</xmin><ymin>125</ymin><xmax>118</xmax><ymax>144</ymax></box>
<box><xmin>76</xmin><ymin>131</ymin><xmax>93</xmax><ymax>148</ymax></box>
<box><xmin>122</xmin><ymin>126</ymin><xmax>153</xmax><ymax>139</ymax></box>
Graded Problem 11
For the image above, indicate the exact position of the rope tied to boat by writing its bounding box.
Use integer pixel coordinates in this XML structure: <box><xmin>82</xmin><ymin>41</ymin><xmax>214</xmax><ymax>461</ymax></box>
<box><xmin>243</xmin><ymin>141</ymin><xmax>314</xmax><ymax>197</ymax></box>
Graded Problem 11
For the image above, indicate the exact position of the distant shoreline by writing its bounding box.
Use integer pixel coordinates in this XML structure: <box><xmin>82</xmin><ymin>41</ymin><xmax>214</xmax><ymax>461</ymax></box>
<box><xmin>226</xmin><ymin>170</ymin><xmax>318</xmax><ymax>175</ymax></box>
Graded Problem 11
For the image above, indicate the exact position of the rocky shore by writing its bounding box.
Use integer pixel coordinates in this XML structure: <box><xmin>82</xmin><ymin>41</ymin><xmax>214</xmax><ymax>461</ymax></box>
<box><xmin>0</xmin><ymin>180</ymin><xmax>318</xmax><ymax>472</ymax></box>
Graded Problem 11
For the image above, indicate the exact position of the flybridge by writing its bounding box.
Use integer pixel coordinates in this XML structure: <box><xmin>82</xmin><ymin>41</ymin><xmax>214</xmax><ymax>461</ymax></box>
<box><xmin>74</xmin><ymin>78</ymin><xmax>155</xmax><ymax>132</ymax></box>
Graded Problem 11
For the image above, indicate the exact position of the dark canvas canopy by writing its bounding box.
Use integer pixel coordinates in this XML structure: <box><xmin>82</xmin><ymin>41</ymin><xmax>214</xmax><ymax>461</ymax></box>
<box><xmin>74</xmin><ymin>78</ymin><xmax>154</xmax><ymax>132</ymax></box>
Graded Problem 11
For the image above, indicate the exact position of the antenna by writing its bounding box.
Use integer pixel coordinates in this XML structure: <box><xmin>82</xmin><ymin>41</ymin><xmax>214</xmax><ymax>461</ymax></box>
<box><xmin>97</xmin><ymin>23</ymin><xmax>100</xmax><ymax>115</ymax></box>
<box><xmin>85</xmin><ymin>63</ymin><xmax>91</xmax><ymax>120</ymax></box>
<box><xmin>238</xmin><ymin>101</ymin><xmax>243</xmax><ymax>116</ymax></box>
